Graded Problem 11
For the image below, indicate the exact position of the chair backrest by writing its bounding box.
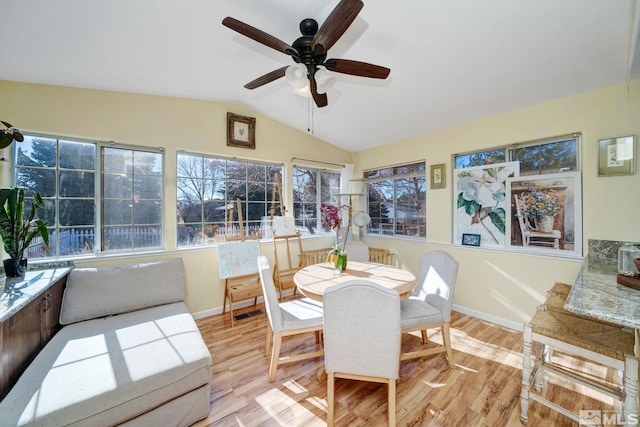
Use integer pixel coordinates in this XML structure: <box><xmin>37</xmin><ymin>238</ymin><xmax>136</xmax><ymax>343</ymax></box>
<box><xmin>301</xmin><ymin>247</ymin><xmax>332</xmax><ymax>266</ymax></box>
<box><xmin>514</xmin><ymin>193</ymin><xmax>533</xmax><ymax>234</ymax></box>
<box><xmin>323</xmin><ymin>280</ymin><xmax>401</xmax><ymax>380</ymax></box>
<box><xmin>414</xmin><ymin>251</ymin><xmax>459</xmax><ymax>322</ymax></box>
<box><xmin>369</xmin><ymin>247</ymin><xmax>395</xmax><ymax>266</ymax></box>
<box><xmin>257</xmin><ymin>256</ymin><xmax>284</xmax><ymax>333</ymax></box>
<box><xmin>344</xmin><ymin>240</ymin><xmax>369</xmax><ymax>262</ymax></box>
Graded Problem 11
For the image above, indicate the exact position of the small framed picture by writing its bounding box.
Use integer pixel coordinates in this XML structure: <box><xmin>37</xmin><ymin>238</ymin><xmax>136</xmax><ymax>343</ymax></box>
<box><xmin>461</xmin><ymin>233</ymin><xmax>481</xmax><ymax>247</ymax></box>
<box><xmin>430</xmin><ymin>163</ymin><xmax>446</xmax><ymax>189</ymax></box>
<box><xmin>598</xmin><ymin>135</ymin><xmax>635</xmax><ymax>176</ymax></box>
<box><xmin>227</xmin><ymin>113</ymin><xmax>256</xmax><ymax>149</ymax></box>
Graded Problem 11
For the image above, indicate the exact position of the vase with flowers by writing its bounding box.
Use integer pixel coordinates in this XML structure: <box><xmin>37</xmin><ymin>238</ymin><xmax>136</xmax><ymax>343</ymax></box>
<box><xmin>320</xmin><ymin>203</ymin><xmax>350</xmax><ymax>273</ymax></box>
<box><xmin>520</xmin><ymin>187</ymin><xmax>560</xmax><ymax>233</ymax></box>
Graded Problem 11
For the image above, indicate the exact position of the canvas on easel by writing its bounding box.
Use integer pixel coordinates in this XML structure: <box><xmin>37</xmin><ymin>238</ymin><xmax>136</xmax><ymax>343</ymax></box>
<box><xmin>217</xmin><ymin>240</ymin><xmax>263</xmax><ymax>327</ymax></box>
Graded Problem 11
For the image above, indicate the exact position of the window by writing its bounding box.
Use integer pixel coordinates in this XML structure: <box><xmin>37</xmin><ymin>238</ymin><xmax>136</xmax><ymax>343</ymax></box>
<box><xmin>365</xmin><ymin>162</ymin><xmax>426</xmax><ymax>238</ymax></box>
<box><xmin>292</xmin><ymin>166</ymin><xmax>341</xmax><ymax>234</ymax></box>
<box><xmin>101</xmin><ymin>146</ymin><xmax>163</xmax><ymax>251</ymax></box>
<box><xmin>14</xmin><ymin>134</ymin><xmax>163</xmax><ymax>258</ymax></box>
<box><xmin>455</xmin><ymin>134</ymin><xmax>580</xmax><ymax>175</ymax></box>
<box><xmin>454</xmin><ymin>149</ymin><xmax>505</xmax><ymax>169</ymax></box>
<box><xmin>453</xmin><ymin>133</ymin><xmax>582</xmax><ymax>255</ymax></box>
<box><xmin>176</xmin><ymin>153</ymin><xmax>283</xmax><ymax>246</ymax></box>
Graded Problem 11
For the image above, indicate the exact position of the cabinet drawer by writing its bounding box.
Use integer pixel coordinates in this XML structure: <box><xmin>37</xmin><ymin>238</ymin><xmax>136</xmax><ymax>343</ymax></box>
<box><xmin>231</xmin><ymin>283</ymin><xmax>262</xmax><ymax>300</ymax></box>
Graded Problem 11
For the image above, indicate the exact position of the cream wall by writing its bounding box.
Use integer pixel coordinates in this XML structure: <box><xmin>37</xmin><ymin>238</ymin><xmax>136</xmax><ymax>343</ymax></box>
<box><xmin>0</xmin><ymin>80</ymin><xmax>347</xmax><ymax>314</ymax></box>
<box><xmin>1</xmin><ymin>79</ymin><xmax>639</xmax><ymax>327</ymax></box>
<box><xmin>356</xmin><ymin>79</ymin><xmax>640</xmax><ymax>328</ymax></box>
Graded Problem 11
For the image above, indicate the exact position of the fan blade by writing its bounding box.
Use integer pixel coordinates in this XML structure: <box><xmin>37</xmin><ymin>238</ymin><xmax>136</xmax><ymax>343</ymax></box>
<box><xmin>312</xmin><ymin>0</ymin><xmax>363</xmax><ymax>54</ymax></box>
<box><xmin>222</xmin><ymin>17</ymin><xmax>297</xmax><ymax>57</ymax></box>
<box><xmin>310</xmin><ymin>78</ymin><xmax>328</xmax><ymax>108</ymax></box>
<box><xmin>324</xmin><ymin>58</ymin><xmax>390</xmax><ymax>79</ymax></box>
<box><xmin>244</xmin><ymin>66</ymin><xmax>288</xmax><ymax>89</ymax></box>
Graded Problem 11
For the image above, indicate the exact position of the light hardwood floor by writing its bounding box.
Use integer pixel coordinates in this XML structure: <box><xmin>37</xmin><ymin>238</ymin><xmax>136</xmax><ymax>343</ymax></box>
<box><xmin>195</xmin><ymin>308</ymin><xmax>622</xmax><ymax>426</ymax></box>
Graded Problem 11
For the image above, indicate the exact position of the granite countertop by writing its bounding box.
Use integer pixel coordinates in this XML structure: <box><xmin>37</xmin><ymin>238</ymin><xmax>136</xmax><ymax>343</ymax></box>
<box><xmin>564</xmin><ymin>261</ymin><xmax>640</xmax><ymax>329</ymax></box>
<box><xmin>0</xmin><ymin>268</ymin><xmax>71</xmax><ymax>323</ymax></box>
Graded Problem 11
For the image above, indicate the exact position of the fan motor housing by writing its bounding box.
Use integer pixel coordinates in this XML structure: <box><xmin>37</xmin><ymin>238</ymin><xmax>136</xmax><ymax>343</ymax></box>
<box><xmin>292</xmin><ymin>19</ymin><xmax>326</xmax><ymax>72</ymax></box>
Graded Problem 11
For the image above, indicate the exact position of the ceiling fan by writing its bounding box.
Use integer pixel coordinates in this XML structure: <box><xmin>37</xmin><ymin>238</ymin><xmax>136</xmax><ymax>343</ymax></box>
<box><xmin>222</xmin><ymin>0</ymin><xmax>390</xmax><ymax>108</ymax></box>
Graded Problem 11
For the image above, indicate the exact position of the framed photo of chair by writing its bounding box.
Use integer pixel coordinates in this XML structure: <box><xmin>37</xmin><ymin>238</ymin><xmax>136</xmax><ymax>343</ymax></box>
<box><xmin>506</xmin><ymin>171</ymin><xmax>582</xmax><ymax>257</ymax></box>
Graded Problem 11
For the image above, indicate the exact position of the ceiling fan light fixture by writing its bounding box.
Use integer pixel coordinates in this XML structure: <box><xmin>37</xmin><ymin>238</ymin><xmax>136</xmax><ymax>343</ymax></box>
<box><xmin>314</xmin><ymin>67</ymin><xmax>335</xmax><ymax>94</ymax></box>
<box><xmin>285</xmin><ymin>63</ymin><xmax>308</xmax><ymax>89</ymax></box>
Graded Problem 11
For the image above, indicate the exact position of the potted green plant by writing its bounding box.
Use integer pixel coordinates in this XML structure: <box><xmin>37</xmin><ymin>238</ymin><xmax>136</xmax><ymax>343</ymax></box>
<box><xmin>0</xmin><ymin>187</ymin><xmax>49</xmax><ymax>277</ymax></box>
<box><xmin>0</xmin><ymin>121</ymin><xmax>24</xmax><ymax>149</ymax></box>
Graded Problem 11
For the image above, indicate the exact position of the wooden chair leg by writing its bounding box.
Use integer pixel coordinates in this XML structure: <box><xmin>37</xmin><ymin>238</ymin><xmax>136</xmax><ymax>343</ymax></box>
<box><xmin>268</xmin><ymin>333</ymin><xmax>282</xmax><ymax>382</ymax></box>
<box><xmin>327</xmin><ymin>373</ymin><xmax>335</xmax><ymax>427</ymax></box>
<box><xmin>388</xmin><ymin>379</ymin><xmax>396</xmax><ymax>427</ymax></box>
<box><xmin>442</xmin><ymin>323</ymin><xmax>453</xmax><ymax>365</ymax></box>
<box><xmin>223</xmin><ymin>282</ymin><xmax>229</xmax><ymax>314</ymax></box>
<box><xmin>421</xmin><ymin>329</ymin><xmax>428</xmax><ymax>344</ymax></box>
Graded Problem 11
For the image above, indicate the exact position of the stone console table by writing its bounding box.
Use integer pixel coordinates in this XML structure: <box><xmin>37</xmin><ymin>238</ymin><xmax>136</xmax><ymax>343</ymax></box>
<box><xmin>0</xmin><ymin>268</ymin><xmax>71</xmax><ymax>399</ymax></box>
<box><xmin>564</xmin><ymin>262</ymin><xmax>640</xmax><ymax>330</ymax></box>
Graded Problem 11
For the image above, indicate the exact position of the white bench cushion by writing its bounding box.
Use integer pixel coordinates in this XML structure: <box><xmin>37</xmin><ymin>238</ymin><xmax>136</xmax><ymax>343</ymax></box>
<box><xmin>0</xmin><ymin>302</ymin><xmax>212</xmax><ymax>427</ymax></box>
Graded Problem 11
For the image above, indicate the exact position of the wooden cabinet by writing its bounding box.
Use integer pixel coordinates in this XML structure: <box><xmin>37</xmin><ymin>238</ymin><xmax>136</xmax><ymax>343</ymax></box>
<box><xmin>0</xmin><ymin>271</ymin><xmax>68</xmax><ymax>400</ymax></box>
<box><xmin>40</xmin><ymin>279</ymin><xmax>65</xmax><ymax>342</ymax></box>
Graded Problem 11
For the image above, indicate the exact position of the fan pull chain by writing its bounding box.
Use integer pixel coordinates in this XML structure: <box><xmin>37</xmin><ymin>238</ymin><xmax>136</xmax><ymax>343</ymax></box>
<box><xmin>307</xmin><ymin>86</ymin><xmax>314</xmax><ymax>134</ymax></box>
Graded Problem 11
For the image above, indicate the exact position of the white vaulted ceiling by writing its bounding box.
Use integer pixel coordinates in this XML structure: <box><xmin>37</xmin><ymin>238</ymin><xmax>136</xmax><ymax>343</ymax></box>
<box><xmin>0</xmin><ymin>0</ymin><xmax>639</xmax><ymax>152</ymax></box>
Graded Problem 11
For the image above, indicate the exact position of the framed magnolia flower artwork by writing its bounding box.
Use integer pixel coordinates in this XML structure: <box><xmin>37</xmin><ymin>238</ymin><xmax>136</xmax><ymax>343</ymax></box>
<box><xmin>453</xmin><ymin>161</ymin><xmax>520</xmax><ymax>248</ymax></box>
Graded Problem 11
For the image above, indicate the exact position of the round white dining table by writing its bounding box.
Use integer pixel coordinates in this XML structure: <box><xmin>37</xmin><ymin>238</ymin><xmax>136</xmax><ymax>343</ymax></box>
<box><xmin>293</xmin><ymin>260</ymin><xmax>416</xmax><ymax>301</ymax></box>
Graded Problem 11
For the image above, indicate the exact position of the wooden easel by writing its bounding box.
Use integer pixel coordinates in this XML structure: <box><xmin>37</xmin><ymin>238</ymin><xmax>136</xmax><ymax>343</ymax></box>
<box><xmin>270</xmin><ymin>172</ymin><xmax>287</xmax><ymax>220</ymax></box>
<box><xmin>226</xmin><ymin>198</ymin><xmax>260</xmax><ymax>242</ymax></box>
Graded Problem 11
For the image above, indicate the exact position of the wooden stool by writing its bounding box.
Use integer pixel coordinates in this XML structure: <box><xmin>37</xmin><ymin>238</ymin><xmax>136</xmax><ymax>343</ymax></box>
<box><xmin>520</xmin><ymin>284</ymin><xmax>639</xmax><ymax>425</ymax></box>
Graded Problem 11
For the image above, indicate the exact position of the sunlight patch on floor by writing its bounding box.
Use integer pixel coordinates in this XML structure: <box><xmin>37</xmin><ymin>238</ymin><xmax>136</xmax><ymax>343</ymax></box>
<box><xmin>255</xmin><ymin>387</ymin><xmax>323</xmax><ymax>426</ymax></box>
<box><xmin>450</xmin><ymin>328</ymin><xmax>522</xmax><ymax>370</ymax></box>
<box><xmin>306</xmin><ymin>395</ymin><xmax>327</xmax><ymax>411</ymax></box>
<box><xmin>281</xmin><ymin>379</ymin><xmax>307</xmax><ymax>394</ymax></box>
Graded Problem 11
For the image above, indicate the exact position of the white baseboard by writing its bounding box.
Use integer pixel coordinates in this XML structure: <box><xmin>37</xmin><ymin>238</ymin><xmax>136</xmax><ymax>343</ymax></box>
<box><xmin>453</xmin><ymin>304</ymin><xmax>523</xmax><ymax>332</ymax></box>
<box><xmin>192</xmin><ymin>297</ymin><xmax>264</xmax><ymax>320</ymax></box>
<box><xmin>194</xmin><ymin>300</ymin><xmax>524</xmax><ymax>334</ymax></box>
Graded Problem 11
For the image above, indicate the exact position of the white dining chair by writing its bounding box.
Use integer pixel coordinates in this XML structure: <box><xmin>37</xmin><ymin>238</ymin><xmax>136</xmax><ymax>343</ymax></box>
<box><xmin>257</xmin><ymin>256</ymin><xmax>324</xmax><ymax>382</ymax></box>
<box><xmin>400</xmin><ymin>250</ymin><xmax>458</xmax><ymax>364</ymax></box>
<box><xmin>323</xmin><ymin>280</ymin><xmax>401</xmax><ymax>426</ymax></box>
<box><xmin>343</xmin><ymin>240</ymin><xmax>369</xmax><ymax>262</ymax></box>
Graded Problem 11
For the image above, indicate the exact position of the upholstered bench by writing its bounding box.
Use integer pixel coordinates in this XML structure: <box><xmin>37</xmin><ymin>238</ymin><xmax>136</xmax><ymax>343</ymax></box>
<box><xmin>0</xmin><ymin>258</ymin><xmax>212</xmax><ymax>427</ymax></box>
<box><xmin>520</xmin><ymin>282</ymin><xmax>639</xmax><ymax>426</ymax></box>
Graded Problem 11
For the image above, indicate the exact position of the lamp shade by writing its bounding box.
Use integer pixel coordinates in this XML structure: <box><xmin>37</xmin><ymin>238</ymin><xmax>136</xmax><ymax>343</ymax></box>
<box><xmin>285</xmin><ymin>63</ymin><xmax>308</xmax><ymax>89</ymax></box>
<box><xmin>314</xmin><ymin>66</ymin><xmax>335</xmax><ymax>94</ymax></box>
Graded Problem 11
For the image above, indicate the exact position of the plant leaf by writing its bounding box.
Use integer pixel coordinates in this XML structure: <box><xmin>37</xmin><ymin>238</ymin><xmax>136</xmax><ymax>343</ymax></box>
<box><xmin>488</xmin><ymin>208</ymin><xmax>506</xmax><ymax>234</ymax></box>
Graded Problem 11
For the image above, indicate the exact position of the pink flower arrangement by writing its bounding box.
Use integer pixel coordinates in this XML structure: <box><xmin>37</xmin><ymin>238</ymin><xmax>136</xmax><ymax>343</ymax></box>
<box><xmin>320</xmin><ymin>204</ymin><xmax>342</xmax><ymax>231</ymax></box>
